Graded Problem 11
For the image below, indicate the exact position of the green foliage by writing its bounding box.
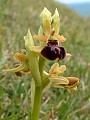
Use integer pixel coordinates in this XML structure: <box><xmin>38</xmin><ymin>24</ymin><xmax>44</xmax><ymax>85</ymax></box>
<box><xmin>0</xmin><ymin>0</ymin><xmax>90</xmax><ymax>119</ymax></box>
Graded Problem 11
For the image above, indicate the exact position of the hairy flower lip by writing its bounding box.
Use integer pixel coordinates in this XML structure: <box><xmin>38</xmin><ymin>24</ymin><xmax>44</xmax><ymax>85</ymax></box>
<box><xmin>29</xmin><ymin>39</ymin><xmax>66</xmax><ymax>61</ymax></box>
<box><xmin>41</xmin><ymin>43</ymin><xmax>66</xmax><ymax>61</ymax></box>
<box><xmin>47</xmin><ymin>40</ymin><xmax>58</xmax><ymax>46</ymax></box>
<box><xmin>66</xmin><ymin>77</ymin><xmax>79</xmax><ymax>85</ymax></box>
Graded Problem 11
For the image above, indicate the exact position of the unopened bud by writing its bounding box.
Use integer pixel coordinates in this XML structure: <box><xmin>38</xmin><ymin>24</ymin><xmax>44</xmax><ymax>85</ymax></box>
<box><xmin>52</xmin><ymin>8</ymin><xmax>60</xmax><ymax>35</ymax></box>
<box><xmin>40</xmin><ymin>7</ymin><xmax>52</xmax><ymax>36</ymax></box>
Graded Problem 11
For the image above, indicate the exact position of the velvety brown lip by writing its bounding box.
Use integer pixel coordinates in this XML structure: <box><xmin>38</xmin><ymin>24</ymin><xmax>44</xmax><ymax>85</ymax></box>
<box><xmin>41</xmin><ymin>40</ymin><xmax>66</xmax><ymax>61</ymax></box>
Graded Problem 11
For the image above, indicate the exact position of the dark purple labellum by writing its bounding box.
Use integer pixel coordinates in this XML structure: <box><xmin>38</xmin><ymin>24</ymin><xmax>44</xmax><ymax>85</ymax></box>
<box><xmin>41</xmin><ymin>40</ymin><xmax>66</xmax><ymax>61</ymax></box>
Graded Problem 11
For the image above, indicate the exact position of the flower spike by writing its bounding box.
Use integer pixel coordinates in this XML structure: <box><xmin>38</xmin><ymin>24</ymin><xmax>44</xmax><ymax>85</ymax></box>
<box><xmin>3</xmin><ymin>8</ymin><xmax>79</xmax><ymax>120</ymax></box>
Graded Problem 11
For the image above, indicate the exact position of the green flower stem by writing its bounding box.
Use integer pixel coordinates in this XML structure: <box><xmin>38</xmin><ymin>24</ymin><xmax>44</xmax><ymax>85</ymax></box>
<box><xmin>27</xmin><ymin>51</ymin><xmax>43</xmax><ymax>120</ymax></box>
<box><xmin>31</xmin><ymin>78</ymin><xmax>35</xmax><ymax>108</ymax></box>
<box><xmin>28</xmin><ymin>51</ymin><xmax>41</xmax><ymax>85</ymax></box>
<box><xmin>24</xmin><ymin>80</ymin><xmax>31</xmax><ymax>120</ymax></box>
<box><xmin>31</xmin><ymin>85</ymin><xmax>42</xmax><ymax>120</ymax></box>
<box><xmin>25</xmin><ymin>30</ymin><xmax>41</xmax><ymax>85</ymax></box>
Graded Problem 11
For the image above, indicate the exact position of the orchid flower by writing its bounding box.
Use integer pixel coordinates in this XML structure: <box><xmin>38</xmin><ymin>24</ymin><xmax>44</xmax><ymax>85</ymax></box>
<box><xmin>48</xmin><ymin>63</ymin><xmax>79</xmax><ymax>90</ymax></box>
<box><xmin>29</xmin><ymin>7</ymin><xmax>70</xmax><ymax>61</ymax></box>
<box><xmin>3</xmin><ymin>52</ymin><xmax>30</xmax><ymax>76</ymax></box>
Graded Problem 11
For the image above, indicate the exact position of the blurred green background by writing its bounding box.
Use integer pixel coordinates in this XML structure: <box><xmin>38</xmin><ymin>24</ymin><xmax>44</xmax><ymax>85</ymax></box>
<box><xmin>0</xmin><ymin>0</ymin><xmax>90</xmax><ymax>119</ymax></box>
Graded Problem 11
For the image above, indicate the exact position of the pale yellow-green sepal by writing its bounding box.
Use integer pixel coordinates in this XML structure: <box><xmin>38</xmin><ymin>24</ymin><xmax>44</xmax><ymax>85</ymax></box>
<box><xmin>29</xmin><ymin>46</ymin><xmax>44</xmax><ymax>53</ymax></box>
<box><xmin>49</xmin><ymin>76</ymin><xmax>69</xmax><ymax>86</ymax></box>
<box><xmin>3</xmin><ymin>63</ymin><xmax>26</xmax><ymax>72</ymax></box>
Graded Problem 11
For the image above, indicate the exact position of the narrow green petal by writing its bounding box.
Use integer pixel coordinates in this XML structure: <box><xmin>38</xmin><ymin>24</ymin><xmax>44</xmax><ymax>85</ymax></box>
<box><xmin>3</xmin><ymin>63</ymin><xmax>26</xmax><ymax>72</ymax></box>
<box><xmin>38</xmin><ymin>26</ymin><xmax>46</xmax><ymax>46</ymax></box>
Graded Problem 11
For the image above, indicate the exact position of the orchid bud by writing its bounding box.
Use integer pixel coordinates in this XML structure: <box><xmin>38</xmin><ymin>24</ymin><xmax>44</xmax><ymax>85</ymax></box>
<box><xmin>40</xmin><ymin>7</ymin><xmax>52</xmax><ymax>36</ymax></box>
<box><xmin>52</xmin><ymin>8</ymin><xmax>60</xmax><ymax>35</ymax></box>
<box><xmin>24</xmin><ymin>29</ymin><xmax>34</xmax><ymax>50</ymax></box>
